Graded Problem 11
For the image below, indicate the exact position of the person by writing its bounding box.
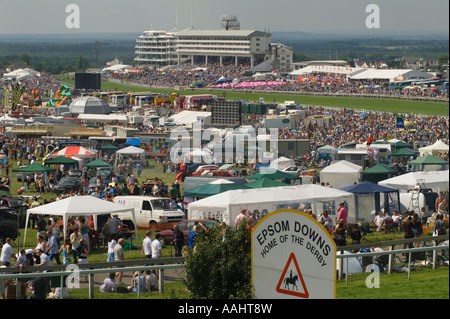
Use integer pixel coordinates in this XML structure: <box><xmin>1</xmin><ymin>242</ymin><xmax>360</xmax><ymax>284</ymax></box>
<box><xmin>438</xmin><ymin>199</ymin><xmax>448</xmax><ymax>215</ymax></box>
<box><xmin>151</xmin><ymin>233</ymin><xmax>162</xmax><ymax>259</ymax></box>
<box><xmin>319</xmin><ymin>210</ymin><xmax>332</xmax><ymax>231</ymax></box>
<box><xmin>36</xmin><ymin>214</ymin><xmax>47</xmax><ymax>238</ymax></box>
<box><xmin>107</xmin><ymin>234</ymin><xmax>118</xmax><ymax>262</ymax></box>
<box><xmin>434</xmin><ymin>213</ymin><xmax>447</xmax><ymax>236</ymax></box>
<box><xmin>435</xmin><ymin>192</ymin><xmax>445</xmax><ymax>212</ymax></box>
<box><xmin>46</xmin><ymin>231</ymin><xmax>61</xmax><ymax>265</ymax></box>
<box><xmin>128</xmin><ymin>271</ymin><xmax>147</xmax><ymax>293</ymax></box>
<box><xmin>188</xmin><ymin>226</ymin><xmax>198</xmax><ymax>249</ymax></box>
<box><xmin>247</xmin><ymin>212</ymin><xmax>259</xmax><ymax>229</ymax></box>
<box><xmin>0</xmin><ymin>237</ymin><xmax>17</xmax><ymax>267</ymax></box>
<box><xmin>350</xmin><ymin>224</ymin><xmax>362</xmax><ymax>246</ymax></box>
<box><xmin>28</xmin><ymin>276</ymin><xmax>48</xmax><ymax>299</ymax></box>
<box><xmin>392</xmin><ymin>210</ymin><xmax>402</xmax><ymax>231</ymax></box>
<box><xmin>235</xmin><ymin>209</ymin><xmax>248</xmax><ymax>228</ymax></box>
<box><xmin>79</xmin><ymin>216</ymin><xmax>90</xmax><ymax>248</ymax></box>
<box><xmin>100</xmin><ymin>273</ymin><xmax>116</xmax><ymax>293</ymax></box>
<box><xmin>402</xmin><ymin>215</ymin><xmax>414</xmax><ymax>249</ymax></box>
<box><xmin>374</xmin><ymin>211</ymin><xmax>384</xmax><ymax>232</ymax></box>
<box><xmin>337</xmin><ymin>202</ymin><xmax>348</xmax><ymax>226</ymax></box>
<box><xmin>114</xmin><ymin>238</ymin><xmax>125</xmax><ymax>285</ymax></box>
<box><xmin>59</xmin><ymin>239</ymin><xmax>72</xmax><ymax>265</ymax></box>
<box><xmin>172</xmin><ymin>224</ymin><xmax>184</xmax><ymax>257</ymax></box>
<box><xmin>412</xmin><ymin>213</ymin><xmax>423</xmax><ymax>240</ymax></box>
<box><xmin>35</xmin><ymin>248</ymin><xmax>52</xmax><ymax>267</ymax></box>
<box><xmin>16</xmin><ymin>249</ymin><xmax>27</xmax><ymax>273</ymax></box>
<box><xmin>78</xmin><ymin>238</ymin><xmax>89</xmax><ymax>267</ymax></box>
<box><xmin>70</xmin><ymin>227</ymin><xmax>82</xmax><ymax>264</ymax></box>
<box><xmin>106</xmin><ymin>214</ymin><xmax>125</xmax><ymax>237</ymax></box>
<box><xmin>333</xmin><ymin>219</ymin><xmax>346</xmax><ymax>247</ymax></box>
<box><xmin>145</xmin><ymin>270</ymin><xmax>159</xmax><ymax>292</ymax></box>
<box><xmin>141</xmin><ymin>231</ymin><xmax>152</xmax><ymax>259</ymax></box>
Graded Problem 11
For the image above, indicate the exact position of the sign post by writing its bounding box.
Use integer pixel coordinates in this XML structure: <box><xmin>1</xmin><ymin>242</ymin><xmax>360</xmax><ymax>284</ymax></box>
<box><xmin>252</xmin><ymin>209</ymin><xmax>336</xmax><ymax>299</ymax></box>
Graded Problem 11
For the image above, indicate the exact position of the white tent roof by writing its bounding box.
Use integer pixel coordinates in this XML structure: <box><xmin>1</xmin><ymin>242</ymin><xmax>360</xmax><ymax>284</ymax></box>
<box><xmin>419</xmin><ymin>140</ymin><xmax>449</xmax><ymax>156</ymax></box>
<box><xmin>188</xmin><ymin>184</ymin><xmax>354</xmax><ymax>226</ymax></box>
<box><xmin>102</xmin><ymin>64</ymin><xmax>133</xmax><ymax>72</ymax></box>
<box><xmin>24</xmin><ymin>195</ymin><xmax>137</xmax><ymax>243</ymax></box>
<box><xmin>270</xmin><ymin>156</ymin><xmax>295</xmax><ymax>170</ymax></box>
<box><xmin>116</xmin><ymin>146</ymin><xmax>145</xmax><ymax>154</ymax></box>
<box><xmin>319</xmin><ymin>160</ymin><xmax>363</xmax><ymax>189</ymax></box>
<box><xmin>378</xmin><ymin>170</ymin><xmax>449</xmax><ymax>192</ymax></box>
<box><xmin>170</xmin><ymin>111</ymin><xmax>211</xmax><ymax>126</ymax></box>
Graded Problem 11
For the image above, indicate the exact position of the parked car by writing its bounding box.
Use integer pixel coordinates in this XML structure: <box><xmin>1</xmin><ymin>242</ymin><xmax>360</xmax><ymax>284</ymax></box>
<box><xmin>53</xmin><ymin>177</ymin><xmax>81</xmax><ymax>193</ymax></box>
<box><xmin>158</xmin><ymin>219</ymin><xmax>220</xmax><ymax>247</ymax></box>
<box><xmin>0</xmin><ymin>207</ymin><xmax>21</xmax><ymax>245</ymax></box>
<box><xmin>68</xmin><ymin>169</ymin><xmax>83</xmax><ymax>177</ymax></box>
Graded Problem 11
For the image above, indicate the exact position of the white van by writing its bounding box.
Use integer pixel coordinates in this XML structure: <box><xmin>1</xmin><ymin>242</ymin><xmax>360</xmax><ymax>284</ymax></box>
<box><xmin>113</xmin><ymin>196</ymin><xmax>185</xmax><ymax>228</ymax></box>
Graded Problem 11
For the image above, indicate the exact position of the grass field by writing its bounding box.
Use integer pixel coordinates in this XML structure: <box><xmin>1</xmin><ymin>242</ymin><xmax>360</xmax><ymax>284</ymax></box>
<box><xmin>58</xmin><ymin>76</ymin><xmax>449</xmax><ymax>116</ymax></box>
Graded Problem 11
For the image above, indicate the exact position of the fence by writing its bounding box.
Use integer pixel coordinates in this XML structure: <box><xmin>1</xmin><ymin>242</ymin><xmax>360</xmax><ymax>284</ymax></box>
<box><xmin>1</xmin><ymin>235</ymin><xmax>448</xmax><ymax>299</ymax></box>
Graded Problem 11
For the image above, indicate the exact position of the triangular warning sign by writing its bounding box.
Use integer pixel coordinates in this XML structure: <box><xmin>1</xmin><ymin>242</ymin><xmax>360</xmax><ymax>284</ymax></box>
<box><xmin>276</xmin><ymin>253</ymin><xmax>309</xmax><ymax>298</ymax></box>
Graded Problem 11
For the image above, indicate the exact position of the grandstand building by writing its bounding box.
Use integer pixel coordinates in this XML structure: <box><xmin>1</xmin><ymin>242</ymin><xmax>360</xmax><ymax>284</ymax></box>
<box><xmin>135</xmin><ymin>26</ymin><xmax>272</xmax><ymax>68</ymax></box>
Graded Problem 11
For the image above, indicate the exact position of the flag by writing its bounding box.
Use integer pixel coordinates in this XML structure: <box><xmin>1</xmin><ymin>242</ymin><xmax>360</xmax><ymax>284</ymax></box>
<box><xmin>367</xmin><ymin>147</ymin><xmax>378</xmax><ymax>159</ymax></box>
<box><xmin>396</xmin><ymin>116</ymin><xmax>405</xmax><ymax>129</ymax></box>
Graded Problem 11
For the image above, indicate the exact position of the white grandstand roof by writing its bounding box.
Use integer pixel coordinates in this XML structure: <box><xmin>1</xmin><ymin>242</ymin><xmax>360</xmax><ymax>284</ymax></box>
<box><xmin>175</xmin><ymin>29</ymin><xmax>268</xmax><ymax>37</ymax></box>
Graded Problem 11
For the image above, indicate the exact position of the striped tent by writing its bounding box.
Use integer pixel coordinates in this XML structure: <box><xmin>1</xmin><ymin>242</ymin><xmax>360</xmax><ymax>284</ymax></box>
<box><xmin>49</xmin><ymin>146</ymin><xmax>96</xmax><ymax>159</ymax></box>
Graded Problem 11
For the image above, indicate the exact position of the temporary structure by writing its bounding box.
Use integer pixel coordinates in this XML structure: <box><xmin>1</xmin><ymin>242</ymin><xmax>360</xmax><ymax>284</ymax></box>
<box><xmin>360</xmin><ymin>164</ymin><xmax>397</xmax><ymax>184</ymax></box>
<box><xmin>246</xmin><ymin>168</ymin><xmax>300</xmax><ymax>180</ymax></box>
<box><xmin>183</xmin><ymin>179</ymin><xmax>249</xmax><ymax>197</ymax></box>
<box><xmin>319</xmin><ymin>160</ymin><xmax>363</xmax><ymax>189</ymax></box>
<box><xmin>44</xmin><ymin>156</ymin><xmax>79</xmax><ymax>167</ymax></box>
<box><xmin>188</xmin><ymin>184</ymin><xmax>354</xmax><ymax>226</ymax></box>
<box><xmin>49</xmin><ymin>146</ymin><xmax>97</xmax><ymax>159</ymax></box>
<box><xmin>418</xmin><ymin>140</ymin><xmax>449</xmax><ymax>156</ymax></box>
<box><xmin>269</xmin><ymin>156</ymin><xmax>295</xmax><ymax>170</ymax></box>
<box><xmin>115</xmin><ymin>146</ymin><xmax>145</xmax><ymax>167</ymax></box>
<box><xmin>408</xmin><ymin>154</ymin><xmax>449</xmax><ymax>172</ymax></box>
<box><xmin>24</xmin><ymin>195</ymin><xmax>137</xmax><ymax>244</ymax></box>
<box><xmin>11</xmin><ymin>162</ymin><xmax>56</xmax><ymax>186</ymax></box>
<box><xmin>244</xmin><ymin>177</ymin><xmax>290</xmax><ymax>189</ymax></box>
<box><xmin>85</xmin><ymin>159</ymin><xmax>111</xmax><ymax>168</ymax></box>
<box><xmin>378</xmin><ymin>170</ymin><xmax>449</xmax><ymax>193</ymax></box>
<box><xmin>341</xmin><ymin>181</ymin><xmax>399</xmax><ymax>221</ymax></box>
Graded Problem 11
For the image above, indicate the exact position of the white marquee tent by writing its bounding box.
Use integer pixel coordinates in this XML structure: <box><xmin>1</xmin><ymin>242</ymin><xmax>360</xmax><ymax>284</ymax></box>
<box><xmin>319</xmin><ymin>160</ymin><xmax>363</xmax><ymax>189</ymax></box>
<box><xmin>269</xmin><ymin>156</ymin><xmax>295</xmax><ymax>170</ymax></box>
<box><xmin>24</xmin><ymin>196</ymin><xmax>137</xmax><ymax>244</ymax></box>
<box><xmin>115</xmin><ymin>146</ymin><xmax>145</xmax><ymax>166</ymax></box>
<box><xmin>378</xmin><ymin>170</ymin><xmax>449</xmax><ymax>193</ymax></box>
<box><xmin>188</xmin><ymin>184</ymin><xmax>355</xmax><ymax>226</ymax></box>
<box><xmin>418</xmin><ymin>140</ymin><xmax>449</xmax><ymax>156</ymax></box>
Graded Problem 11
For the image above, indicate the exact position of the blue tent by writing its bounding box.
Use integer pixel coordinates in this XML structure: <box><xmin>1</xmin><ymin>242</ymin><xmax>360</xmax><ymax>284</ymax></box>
<box><xmin>124</xmin><ymin>138</ymin><xmax>141</xmax><ymax>147</ymax></box>
<box><xmin>341</xmin><ymin>181</ymin><xmax>399</xmax><ymax>221</ymax></box>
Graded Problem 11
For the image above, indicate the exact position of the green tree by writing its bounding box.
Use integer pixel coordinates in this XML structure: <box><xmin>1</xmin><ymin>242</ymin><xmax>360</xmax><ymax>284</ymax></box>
<box><xmin>19</xmin><ymin>53</ymin><xmax>31</xmax><ymax>65</ymax></box>
<box><xmin>184</xmin><ymin>222</ymin><xmax>252</xmax><ymax>299</ymax></box>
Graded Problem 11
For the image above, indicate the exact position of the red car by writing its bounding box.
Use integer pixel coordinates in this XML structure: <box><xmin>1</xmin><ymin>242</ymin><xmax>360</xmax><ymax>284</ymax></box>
<box><xmin>158</xmin><ymin>219</ymin><xmax>220</xmax><ymax>247</ymax></box>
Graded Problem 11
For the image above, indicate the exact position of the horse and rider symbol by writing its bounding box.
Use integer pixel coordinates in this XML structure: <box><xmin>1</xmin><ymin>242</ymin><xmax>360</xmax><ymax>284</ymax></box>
<box><xmin>276</xmin><ymin>253</ymin><xmax>309</xmax><ymax>298</ymax></box>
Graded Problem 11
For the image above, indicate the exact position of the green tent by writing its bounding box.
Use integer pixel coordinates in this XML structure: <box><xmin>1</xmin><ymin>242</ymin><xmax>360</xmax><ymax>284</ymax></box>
<box><xmin>391</xmin><ymin>148</ymin><xmax>416</xmax><ymax>157</ymax></box>
<box><xmin>408</xmin><ymin>154</ymin><xmax>449</xmax><ymax>165</ymax></box>
<box><xmin>244</xmin><ymin>177</ymin><xmax>290</xmax><ymax>189</ymax></box>
<box><xmin>44</xmin><ymin>156</ymin><xmax>78</xmax><ymax>166</ymax></box>
<box><xmin>85</xmin><ymin>159</ymin><xmax>111</xmax><ymax>168</ymax></box>
<box><xmin>390</xmin><ymin>140</ymin><xmax>412</xmax><ymax>149</ymax></box>
<box><xmin>360</xmin><ymin>164</ymin><xmax>397</xmax><ymax>184</ymax></box>
<box><xmin>100</xmin><ymin>144</ymin><xmax>118</xmax><ymax>150</ymax></box>
<box><xmin>246</xmin><ymin>169</ymin><xmax>300</xmax><ymax>180</ymax></box>
<box><xmin>183</xmin><ymin>181</ymin><xmax>249</xmax><ymax>198</ymax></box>
<box><xmin>12</xmin><ymin>162</ymin><xmax>56</xmax><ymax>173</ymax></box>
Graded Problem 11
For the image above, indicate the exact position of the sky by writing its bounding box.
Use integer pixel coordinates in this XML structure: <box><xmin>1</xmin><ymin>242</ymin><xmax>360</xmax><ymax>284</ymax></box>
<box><xmin>0</xmin><ymin>0</ymin><xmax>448</xmax><ymax>35</ymax></box>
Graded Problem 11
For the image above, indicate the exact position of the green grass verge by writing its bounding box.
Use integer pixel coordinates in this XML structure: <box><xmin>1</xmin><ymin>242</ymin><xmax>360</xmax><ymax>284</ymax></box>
<box><xmin>57</xmin><ymin>76</ymin><xmax>449</xmax><ymax>116</ymax></box>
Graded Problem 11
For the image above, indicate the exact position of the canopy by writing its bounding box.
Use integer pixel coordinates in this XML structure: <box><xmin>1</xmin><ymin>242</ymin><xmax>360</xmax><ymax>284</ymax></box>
<box><xmin>244</xmin><ymin>177</ymin><xmax>290</xmax><ymax>189</ymax></box>
<box><xmin>360</xmin><ymin>164</ymin><xmax>397</xmax><ymax>184</ymax></box>
<box><xmin>378</xmin><ymin>170</ymin><xmax>449</xmax><ymax>193</ymax></box>
<box><xmin>389</xmin><ymin>140</ymin><xmax>411</xmax><ymax>149</ymax></box>
<box><xmin>341</xmin><ymin>181</ymin><xmax>399</xmax><ymax>221</ymax></box>
<box><xmin>44</xmin><ymin>156</ymin><xmax>79</xmax><ymax>166</ymax></box>
<box><xmin>319</xmin><ymin>160</ymin><xmax>363</xmax><ymax>189</ymax></box>
<box><xmin>419</xmin><ymin>140</ymin><xmax>449</xmax><ymax>156</ymax></box>
<box><xmin>269</xmin><ymin>156</ymin><xmax>295</xmax><ymax>170</ymax></box>
<box><xmin>12</xmin><ymin>162</ymin><xmax>55</xmax><ymax>173</ymax></box>
<box><xmin>24</xmin><ymin>195</ymin><xmax>137</xmax><ymax>244</ymax></box>
<box><xmin>100</xmin><ymin>144</ymin><xmax>118</xmax><ymax>150</ymax></box>
<box><xmin>85</xmin><ymin>159</ymin><xmax>111</xmax><ymax>167</ymax></box>
<box><xmin>317</xmin><ymin>145</ymin><xmax>335</xmax><ymax>154</ymax></box>
<box><xmin>408</xmin><ymin>154</ymin><xmax>449</xmax><ymax>172</ymax></box>
<box><xmin>246</xmin><ymin>169</ymin><xmax>300</xmax><ymax>180</ymax></box>
<box><xmin>116</xmin><ymin>146</ymin><xmax>145</xmax><ymax>154</ymax></box>
<box><xmin>391</xmin><ymin>148</ymin><xmax>416</xmax><ymax>157</ymax></box>
<box><xmin>183</xmin><ymin>179</ymin><xmax>249</xmax><ymax>197</ymax></box>
<box><xmin>50</xmin><ymin>146</ymin><xmax>96</xmax><ymax>159</ymax></box>
<box><xmin>188</xmin><ymin>184</ymin><xmax>355</xmax><ymax>226</ymax></box>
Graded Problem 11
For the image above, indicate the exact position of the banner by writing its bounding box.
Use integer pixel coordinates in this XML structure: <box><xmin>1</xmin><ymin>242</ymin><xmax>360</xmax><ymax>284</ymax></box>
<box><xmin>396</xmin><ymin>116</ymin><xmax>405</xmax><ymax>129</ymax></box>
